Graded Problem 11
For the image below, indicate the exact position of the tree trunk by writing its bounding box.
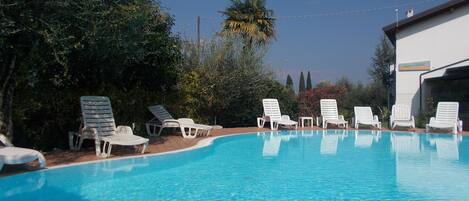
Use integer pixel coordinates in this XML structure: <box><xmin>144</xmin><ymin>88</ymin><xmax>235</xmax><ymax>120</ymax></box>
<box><xmin>0</xmin><ymin>55</ymin><xmax>17</xmax><ymax>138</ymax></box>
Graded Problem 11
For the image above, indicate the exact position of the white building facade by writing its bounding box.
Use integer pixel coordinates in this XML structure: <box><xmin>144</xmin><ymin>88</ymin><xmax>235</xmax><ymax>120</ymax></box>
<box><xmin>383</xmin><ymin>0</ymin><xmax>469</xmax><ymax>128</ymax></box>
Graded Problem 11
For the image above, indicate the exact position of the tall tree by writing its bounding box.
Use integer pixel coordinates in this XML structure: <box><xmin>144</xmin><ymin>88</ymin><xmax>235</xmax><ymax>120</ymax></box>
<box><xmin>221</xmin><ymin>0</ymin><xmax>275</xmax><ymax>49</ymax></box>
<box><xmin>286</xmin><ymin>74</ymin><xmax>293</xmax><ymax>89</ymax></box>
<box><xmin>306</xmin><ymin>71</ymin><xmax>312</xmax><ymax>90</ymax></box>
<box><xmin>369</xmin><ymin>35</ymin><xmax>395</xmax><ymax>108</ymax></box>
<box><xmin>299</xmin><ymin>72</ymin><xmax>306</xmax><ymax>92</ymax></box>
<box><xmin>369</xmin><ymin>36</ymin><xmax>395</xmax><ymax>90</ymax></box>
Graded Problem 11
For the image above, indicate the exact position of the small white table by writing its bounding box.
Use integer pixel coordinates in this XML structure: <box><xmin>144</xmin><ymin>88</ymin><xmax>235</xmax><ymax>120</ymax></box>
<box><xmin>299</xmin><ymin>117</ymin><xmax>314</xmax><ymax>128</ymax></box>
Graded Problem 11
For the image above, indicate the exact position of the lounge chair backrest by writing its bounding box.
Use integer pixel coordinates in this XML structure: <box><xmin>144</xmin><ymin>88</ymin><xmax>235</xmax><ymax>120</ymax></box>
<box><xmin>435</xmin><ymin>102</ymin><xmax>459</xmax><ymax>123</ymax></box>
<box><xmin>263</xmin><ymin>99</ymin><xmax>282</xmax><ymax>121</ymax></box>
<box><xmin>148</xmin><ymin>105</ymin><xmax>174</xmax><ymax>122</ymax></box>
<box><xmin>392</xmin><ymin>104</ymin><xmax>411</xmax><ymax>120</ymax></box>
<box><xmin>354</xmin><ymin>107</ymin><xmax>373</xmax><ymax>122</ymax></box>
<box><xmin>321</xmin><ymin>99</ymin><xmax>339</xmax><ymax>120</ymax></box>
<box><xmin>80</xmin><ymin>96</ymin><xmax>116</xmax><ymax>137</ymax></box>
<box><xmin>0</xmin><ymin>134</ymin><xmax>13</xmax><ymax>147</ymax></box>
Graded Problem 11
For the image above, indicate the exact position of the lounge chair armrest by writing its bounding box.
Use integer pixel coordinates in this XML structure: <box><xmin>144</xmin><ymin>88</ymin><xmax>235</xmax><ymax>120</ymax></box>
<box><xmin>116</xmin><ymin>126</ymin><xmax>134</xmax><ymax>135</ymax></box>
<box><xmin>163</xmin><ymin>119</ymin><xmax>182</xmax><ymax>126</ymax></box>
<box><xmin>411</xmin><ymin>116</ymin><xmax>415</xmax><ymax>121</ymax></box>
<box><xmin>373</xmin><ymin>115</ymin><xmax>379</xmax><ymax>122</ymax></box>
<box><xmin>429</xmin><ymin>117</ymin><xmax>436</xmax><ymax>124</ymax></box>
<box><xmin>81</xmin><ymin>126</ymin><xmax>98</xmax><ymax>136</ymax></box>
<box><xmin>338</xmin><ymin>115</ymin><xmax>345</xmax><ymax>121</ymax></box>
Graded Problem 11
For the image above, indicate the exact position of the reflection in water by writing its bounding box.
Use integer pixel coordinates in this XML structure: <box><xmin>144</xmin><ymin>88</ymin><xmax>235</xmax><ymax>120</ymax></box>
<box><xmin>395</xmin><ymin>133</ymin><xmax>468</xmax><ymax>200</ymax></box>
<box><xmin>391</xmin><ymin>132</ymin><xmax>421</xmax><ymax>155</ymax></box>
<box><xmin>1</xmin><ymin>172</ymin><xmax>45</xmax><ymax>197</ymax></box>
<box><xmin>262</xmin><ymin>132</ymin><xmax>282</xmax><ymax>157</ymax></box>
<box><xmin>261</xmin><ymin>131</ymin><xmax>298</xmax><ymax>157</ymax></box>
<box><xmin>101</xmin><ymin>157</ymin><xmax>150</xmax><ymax>176</ymax></box>
<box><xmin>354</xmin><ymin>130</ymin><xmax>381</xmax><ymax>148</ymax></box>
<box><xmin>320</xmin><ymin>130</ymin><xmax>346</xmax><ymax>155</ymax></box>
<box><xmin>428</xmin><ymin>134</ymin><xmax>462</xmax><ymax>160</ymax></box>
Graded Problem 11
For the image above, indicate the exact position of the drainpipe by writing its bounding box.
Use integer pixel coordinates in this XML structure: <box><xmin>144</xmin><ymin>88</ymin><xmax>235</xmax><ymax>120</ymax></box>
<box><xmin>418</xmin><ymin>58</ymin><xmax>469</xmax><ymax>113</ymax></box>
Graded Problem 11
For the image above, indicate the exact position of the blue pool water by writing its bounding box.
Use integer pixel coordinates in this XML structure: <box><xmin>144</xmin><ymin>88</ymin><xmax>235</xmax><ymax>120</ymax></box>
<box><xmin>2</xmin><ymin>130</ymin><xmax>469</xmax><ymax>200</ymax></box>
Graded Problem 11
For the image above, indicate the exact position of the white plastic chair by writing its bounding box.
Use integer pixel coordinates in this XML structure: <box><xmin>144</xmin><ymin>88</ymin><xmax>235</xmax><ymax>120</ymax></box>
<box><xmin>426</xmin><ymin>102</ymin><xmax>461</xmax><ymax>134</ymax></box>
<box><xmin>69</xmin><ymin>96</ymin><xmax>149</xmax><ymax>157</ymax></box>
<box><xmin>354</xmin><ymin>106</ymin><xmax>381</xmax><ymax>129</ymax></box>
<box><xmin>145</xmin><ymin>105</ymin><xmax>212</xmax><ymax>138</ymax></box>
<box><xmin>320</xmin><ymin>99</ymin><xmax>348</xmax><ymax>129</ymax></box>
<box><xmin>390</xmin><ymin>104</ymin><xmax>415</xmax><ymax>129</ymax></box>
<box><xmin>261</xmin><ymin>99</ymin><xmax>298</xmax><ymax>130</ymax></box>
<box><xmin>0</xmin><ymin>134</ymin><xmax>46</xmax><ymax>171</ymax></box>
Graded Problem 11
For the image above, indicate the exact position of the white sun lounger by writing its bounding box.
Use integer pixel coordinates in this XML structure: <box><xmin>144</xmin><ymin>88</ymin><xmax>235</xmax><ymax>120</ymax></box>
<box><xmin>70</xmin><ymin>96</ymin><xmax>149</xmax><ymax>157</ymax></box>
<box><xmin>145</xmin><ymin>105</ymin><xmax>212</xmax><ymax>138</ymax></box>
<box><xmin>390</xmin><ymin>104</ymin><xmax>415</xmax><ymax>129</ymax></box>
<box><xmin>354</xmin><ymin>106</ymin><xmax>381</xmax><ymax>129</ymax></box>
<box><xmin>320</xmin><ymin>99</ymin><xmax>348</xmax><ymax>129</ymax></box>
<box><xmin>261</xmin><ymin>99</ymin><xmax>298</xmax><ymax>130</ymax></box>
<box><xmin>0</xmin><ymin>134</ymin><xmax>46</xmax><ymax>171</ymax></box>
<box><xmin>426</xmin><ymin>102</ymin><xmax>461</xmax><ymax>134</ymax></box>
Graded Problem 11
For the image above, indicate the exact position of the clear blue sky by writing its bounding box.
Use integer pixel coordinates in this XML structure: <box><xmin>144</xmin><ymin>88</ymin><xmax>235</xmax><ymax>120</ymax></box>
<box><xmin>160</xmin><ymin>0</ymin><xmax>446</xmax><ymax>86</ymax></box>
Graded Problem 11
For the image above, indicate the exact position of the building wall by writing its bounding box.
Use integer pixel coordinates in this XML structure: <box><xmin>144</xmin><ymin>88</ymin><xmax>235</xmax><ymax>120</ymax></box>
<box><xmin>395</xmin><ymin>5</ymin><xmax>469</xmax><ymax>115</ymax></box>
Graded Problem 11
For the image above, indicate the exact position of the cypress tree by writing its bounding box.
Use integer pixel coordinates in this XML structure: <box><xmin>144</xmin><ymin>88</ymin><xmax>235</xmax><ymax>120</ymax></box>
<box><xmin>299</xmin><ymin>72</ymin><xmax>305</xmax><ymax>92</ymax></box>
<box><xmin>286</xmin><ymin>74</ymin><xmax>294</xmax><ymax>89</ymax></box>
<box><xmin>306</xmin><ymin>71</ymin><xmax>312</xmax><ymax>90</ymax></box>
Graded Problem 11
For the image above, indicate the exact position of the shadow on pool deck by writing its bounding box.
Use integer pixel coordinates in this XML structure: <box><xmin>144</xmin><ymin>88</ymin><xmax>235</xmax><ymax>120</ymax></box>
<box><xmin>1</xmin><ymin>126</ymin><xmax>467</xmax><ymax>177</ymax></box>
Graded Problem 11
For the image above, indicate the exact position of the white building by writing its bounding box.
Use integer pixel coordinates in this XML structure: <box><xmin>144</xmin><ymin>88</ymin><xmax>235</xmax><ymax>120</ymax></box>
<box><xmin>383</xmin><ymin>0</ymin><xmax>469</xmax><ymax>130</ymax></box>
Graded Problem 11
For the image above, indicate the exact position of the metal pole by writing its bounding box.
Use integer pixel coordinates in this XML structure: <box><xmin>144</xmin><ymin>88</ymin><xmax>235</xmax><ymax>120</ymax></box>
<box><xmin>197</xmin><ymin>16</ymin><xmax>200</xmax><ymax>51</ymax></box>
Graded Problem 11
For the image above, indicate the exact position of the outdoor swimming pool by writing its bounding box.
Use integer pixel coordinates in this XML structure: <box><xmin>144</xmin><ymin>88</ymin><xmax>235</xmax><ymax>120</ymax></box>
<box><xmin>1</xmin><ymin>130</ymin><xmax>469</xmax><ymax>200</ymax></box>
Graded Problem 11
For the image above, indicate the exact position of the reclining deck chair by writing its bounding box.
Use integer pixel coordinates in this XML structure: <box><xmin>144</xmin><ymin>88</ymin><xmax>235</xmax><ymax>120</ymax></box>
<box><xmin>0</xmin><ymin>134</ymin><xmax>46</xmax><ymax>171</ymax></box>
<box><xmin>390</xmin><ymin>104</ymin><xmax>415</xmax><ymax>129</ymax></box>
<box><xmin>146</xmin><ymin>105</ymin><xmax>212</xmax><ymax>138</ymax></box>
<box><xmin>354</xmin><ymin>106</ymin><xmax>381</xmax><ymax>129</ymax></box>
<box><xmin>261</xmin><ymin>99</ymin><xmax>298</xmax><ymax>130</ymax></box>
<box><xmin>426</xmin><ymin>102</ymin><xmax>461</xmax><ymax>134</ymax></box>
<box><xmin>70</xmin><ymin>96</ymin><xmax>149</xmax><ymax>157</ymax></box>
<box><xmin>320</xmin><ymin>99</ymin><xmax>348</xmax><ymax>129</ymax></box>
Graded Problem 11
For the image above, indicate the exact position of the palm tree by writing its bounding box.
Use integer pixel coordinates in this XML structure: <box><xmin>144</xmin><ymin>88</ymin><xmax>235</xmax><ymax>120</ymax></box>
<box><xmin>221</xmin><ymin>0</ymin><xmax>275</xmax><ymax>49</ymax></box>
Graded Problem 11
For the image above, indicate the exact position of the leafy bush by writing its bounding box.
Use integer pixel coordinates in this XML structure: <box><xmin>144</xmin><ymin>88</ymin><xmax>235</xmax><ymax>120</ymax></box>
<box><xmin>8</xmin><ymin>0</ymin><xmax>182</xmax><ymax>150</ymax></box>
<box><xmin>177</xmin><ymin>37</ymin><xmax>296</xmax><ymax>127</ymax></box>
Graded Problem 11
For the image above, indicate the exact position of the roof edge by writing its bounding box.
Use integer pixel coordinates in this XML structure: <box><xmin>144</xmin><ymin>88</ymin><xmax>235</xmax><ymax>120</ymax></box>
<box><xmin>383</xmin><ymin>0</ymin><xmax>469</xmax><ymax>45</ymax></box>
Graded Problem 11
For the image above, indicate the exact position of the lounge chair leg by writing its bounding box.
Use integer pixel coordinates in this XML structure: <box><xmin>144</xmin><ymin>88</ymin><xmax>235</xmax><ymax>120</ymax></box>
<box><xmin>141</xmin><ymin>142</ymin><xmax>148</xmax><ymax>154</ymax></box>
<box><xmin>180</xmin><ymin>127</ymin><xmax>187</xmax><ymax>138</ymax></box>
<box><xmin>157</xmin><ymin>127</ymin><xmax>164</xmax><ymax>136</ymax></box>
<box><xmin>77</xmin><ymin>138</ymin><xmax>84</xmax><ymax>150</ymax></box>
<box><xmin>68</xmin><ymin>132</ymin><xmax>76</xmax><ymax>150</ymax></box>
<box><xmin>107</xmin><ymin>144</ymin><xmax>112</xmax><ymax>157</ymax></box>
<box><xmin>37</xmin><ymin>154</ymin><xmax>46</xmax><ymax>168</ymax></box>
<box><xmin>95</xmin><ymin>138</ymin><xmax>102</xmax><ymax>157</ymax></box>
